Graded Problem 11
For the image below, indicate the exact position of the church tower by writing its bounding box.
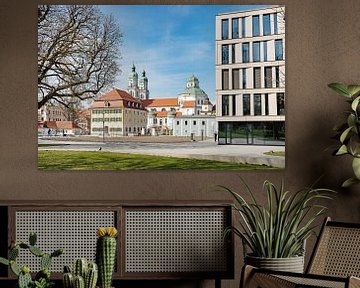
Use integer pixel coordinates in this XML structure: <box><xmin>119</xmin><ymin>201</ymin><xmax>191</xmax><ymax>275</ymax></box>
<box><xmin>128</xmin><ymin>64</ymin><xmax>139</xmax><ymax>98</ymax></box>
<box><xmin>139</xmin><ymin>70</ymin><xmax>149</xmax><ymax>100</ymax></box>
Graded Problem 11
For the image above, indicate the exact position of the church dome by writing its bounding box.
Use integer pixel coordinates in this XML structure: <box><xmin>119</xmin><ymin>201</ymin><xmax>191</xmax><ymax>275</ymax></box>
<box><xmin>129</xmin><ymin>64</ymin><xmax>138</xmax><ymax>78</ymax></box>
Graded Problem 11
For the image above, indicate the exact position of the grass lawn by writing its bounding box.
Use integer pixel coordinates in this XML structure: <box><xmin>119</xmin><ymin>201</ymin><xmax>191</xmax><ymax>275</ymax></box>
<box><xmin>38</xmin><ymin>150</ymin><xmax>275</xmax><ymax>170</ymax></box>
<box><xmin>264</xmin><ymin>151</ymin><xmax>285</xmax><ymax>157</ymax></box>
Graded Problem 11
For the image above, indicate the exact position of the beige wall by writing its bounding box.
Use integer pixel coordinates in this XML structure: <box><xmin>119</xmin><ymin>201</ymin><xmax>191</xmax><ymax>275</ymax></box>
<box><xmin>1</xmin><ymin>1</ymin><xmax>360</xmax><ymax>287</ymax></box>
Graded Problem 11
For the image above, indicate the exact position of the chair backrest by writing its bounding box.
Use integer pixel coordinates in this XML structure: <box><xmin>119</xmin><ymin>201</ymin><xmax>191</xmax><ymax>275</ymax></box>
<box><xmin>307</xmin><ymin>217</ymin><xmax>360</xmax><ymax>277</ymax></box>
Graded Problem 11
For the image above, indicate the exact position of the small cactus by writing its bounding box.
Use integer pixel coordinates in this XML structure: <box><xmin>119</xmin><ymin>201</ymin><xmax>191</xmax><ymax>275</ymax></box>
<box><xmin>41</xmin><ymin>253</ymin><xmax>52</xmax><ymax>270</ymax></box>
<box><xmin>63</xmin><ymin>259</ymin><xmax>98</xmax><ymax>288</ymax></box>
<box><xmin>18</xmin><ymin>268</ymin><xmax>32</xmax><ymax>288</ymax></box>
<box><xmin>96</xmin><ymin>227</ymin><xmax>118</xmax><ymax>288</ymax></box>
<box><xmin>29</xmin><ymin>232</ymin><xmax>37</xmax><ymax>246</ymax></box>
<box><xmin>73</xmin><ymin>275</ymin><xmax>85</xmax><ymax>288</ymax></box>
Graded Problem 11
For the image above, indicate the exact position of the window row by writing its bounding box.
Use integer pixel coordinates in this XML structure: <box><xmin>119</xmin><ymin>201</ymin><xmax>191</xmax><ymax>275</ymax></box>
<box><xmin>221</xmin><ymin>39</ymin><xmax>283</xmax><ymax>64</ymax></box>
<box><xmin>176</xmin><ymin>120</ymin><xmax>207</xmax><ymax>126</ymax></box>
<box><xmin>221</xmin><ymin>66</ymin><xmax>282</xmax><ymax>90</ymax></box>
<box><xmin>92</xmin><ymin>117</ymin><xmax>122</xmax><ymax>122</ymax></box>
<box><xmin>221</xmin><ymin>13</ymin><xmax>280</xmax><ymax>40</ymax></box>
<box><xmin>221</xmin><ymin>93</ymin><xmax>284</xmax><ymax>117</ymax></box>
<box><xmin>92</xmin><ymin>109</ymin><xmax>122</xmax><ymax>114</ymax></box>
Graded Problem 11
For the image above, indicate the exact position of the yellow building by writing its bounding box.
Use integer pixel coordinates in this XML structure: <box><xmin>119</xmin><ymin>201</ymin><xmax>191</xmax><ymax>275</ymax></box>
<box><xmin>90</xmin><ymin>89</ymin><xmax>147</xmax><ymax>137</ymax></box>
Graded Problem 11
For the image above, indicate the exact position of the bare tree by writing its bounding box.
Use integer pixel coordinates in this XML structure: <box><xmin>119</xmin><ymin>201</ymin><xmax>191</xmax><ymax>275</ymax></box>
<box><xmin>38</xmin><ymin>5</ymin><xmax>122</xmax><ymax>109</ymax></box>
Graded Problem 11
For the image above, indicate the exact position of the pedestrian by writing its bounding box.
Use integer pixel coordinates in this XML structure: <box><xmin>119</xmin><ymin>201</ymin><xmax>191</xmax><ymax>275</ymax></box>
<box><xmin>214</xmin><ymin>132</ymin><xmax>217</xmax><ymax>142</ymax></box>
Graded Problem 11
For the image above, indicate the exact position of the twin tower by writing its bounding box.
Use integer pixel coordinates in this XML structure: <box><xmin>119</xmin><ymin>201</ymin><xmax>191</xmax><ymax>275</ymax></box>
<box><xmin>127</xmin><ymin>64</ymin><xmax>149</xmax><ymax>100</ymax></box>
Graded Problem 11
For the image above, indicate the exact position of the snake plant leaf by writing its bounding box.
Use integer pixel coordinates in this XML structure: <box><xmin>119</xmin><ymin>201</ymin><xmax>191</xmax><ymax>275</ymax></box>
<box><xmin>352</xmin><ymin>157</ymin><xmax>360</xmax><ymax>179</ymax></box>
<box><xmin>328</xmin><ymin>83</ymin><xmax>352</xmax><ymax>98</ymax></box>
<box><xmin>351</xmin><ymin>96</ymin><xmax>360</xmax><ymax>111</ymax></box>
<box><xmin>0</xmin><ymin>257</ymin><xmax>9</xmax><ymax>266</ymax></box>
<box><xmin>336</xmin><ymin>144</ymin><xmax>348</xmax><ymax>155</ymax></box>
<box><xmin>342</xmin><ymin>177</ymin><xmax>360</xmax><ymax>188</ymax></box>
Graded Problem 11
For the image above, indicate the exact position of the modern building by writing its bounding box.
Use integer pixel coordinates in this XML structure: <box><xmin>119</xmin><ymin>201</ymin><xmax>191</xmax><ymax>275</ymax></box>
<box><xmin>127</xmin><ymin>64</ymin><xmax>149</xmax><ymax>100</ymax></box>
<box><xmin>90</xmin><ymin>89</ymin><xmax>147</xmax><ymax>137</ymax></box>
<box><xmin>215</xmin><ymin>6</ymin><xmax>285</xmax><ymax>145</ymax></box>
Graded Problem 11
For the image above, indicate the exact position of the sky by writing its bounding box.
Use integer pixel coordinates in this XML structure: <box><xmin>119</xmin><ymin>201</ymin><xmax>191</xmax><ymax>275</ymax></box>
<box><xmin>99</xmin><ymin>5</ymin><xmax>270</xmax><ymax>102</ymax></box>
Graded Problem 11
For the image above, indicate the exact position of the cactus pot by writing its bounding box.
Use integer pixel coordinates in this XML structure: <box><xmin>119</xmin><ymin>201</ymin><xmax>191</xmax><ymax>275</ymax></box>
<box><xmin>245</xmin><ymin>254</ymin><xmax>305</xmax><ymax>273</ymax></box>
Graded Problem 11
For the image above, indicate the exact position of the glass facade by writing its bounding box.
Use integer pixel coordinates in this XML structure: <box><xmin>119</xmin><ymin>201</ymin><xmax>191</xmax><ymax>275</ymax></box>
<box><xmin>263</xmin><ymin>14</ymin><xmax>271</xmax><ymax>36</ymax></box>
<box><xmin>275</xmin><ymin>39</ymin><xmax>283</xmax><ymax>60</ymax></box>
<box><xmin>253</xmin><ymin>67</ymin><xmax>261</xmax><ymax>89</ymax></box>
<box><xmin>274</xmin><ymin>13</ymin><xmax>278</xmax><ymax>34</ymax></box>
<box><xmin>232</xmin><ymin>18</ymin><xmax>239</xmax><ymax>39</ymax></box>
<box><xmin>277</xmin><ymin>93</ymin><xmax>285</xmax><ymax>115</ymax></box>
<box><xmin>264</xmin><ymin>67</ymin><xmax>272</xmax><ymax>88</ymax></box>
<box><xmin>242</xmin><ymin>68</ymin><xmax>247</xmax><ymax>89</ymax></box>
<box><xmin>242</xmin><ymin>42</ymin><xmax>249</xmax><ymax>63</ymax></box>
<box><xmin>252</xmin><ymin>15</ymin><xmax>260</xmax><ymax>37</ymax></box>
<box><xmin>241</xmin><ymin>17</ymin><xmax>246</xmax><ymax>37</ymax></box>
<box><xmin>232</xmin><ymin>69</ymin><xmax>240</xmax><ymax>89</ymax></box>
<box><xmin>263</xmin><ymin>41</ymin><xmax>268</xmax><ymax>61</ymax></box>
<box><xmin>253</xmin><ymin>42</ymin><xmax>260</xmax><ymax>62</ymax></box>
<box><xmin>232</xmin><ymin>44</ymin><xmax>236</xmax><ymax>63</ymax></box>
<box><xmin>232</xmin><ymin>95</ymin><xmax>236</xmax><ymax>116</ymax></box>
<box><xmin>276</xmin><ymin>66</ymin><xmax>280</xmax><ymax>87</ymax></box>
<box><xmin>222</xmin><ymin>95</ymin><xmax>229</xmax><ymax>116</ymax></box>
<box><xmin>218</xmin><ymin>121</ymin><xmax>285</xmax><ymax>145</ymax></box>
<box><xmin>222</xmin><ymin>69</ymin><xmax>229</xmax><ymax>90</ymax></box>
<box><xmin>222</xmin><ymin>45</ymin><xmax>229</xmax><ymax>64</ymax></box>
<box><xmin>254</xmin><ymin>94</ymin><xmax>262</xmax><ymax>115</ymax></box>
<box><xmin>221</xmin><ymin>19</ymin><xmax>229</xmax><ymax>40</ymax></box>
<box><xmin>242</xmin><ymin>94</ymin><xmax>250</xmax><ymax>115</ymax></box>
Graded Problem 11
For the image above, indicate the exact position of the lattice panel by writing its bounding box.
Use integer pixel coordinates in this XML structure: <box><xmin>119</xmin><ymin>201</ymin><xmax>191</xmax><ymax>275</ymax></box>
<box><xmin>125</xmin><ymin>210</ymin><xmax>228</xmax><ymax>273</ymax></box>
<box><xmin>15</xmin><ymin>211</ymin><xmax>115</xmax><ymax>272</ymax></box>
<box><xmin>310</xmin><ymin>226</ymin><xmax>360</xmax><ymax>277</ymax></box>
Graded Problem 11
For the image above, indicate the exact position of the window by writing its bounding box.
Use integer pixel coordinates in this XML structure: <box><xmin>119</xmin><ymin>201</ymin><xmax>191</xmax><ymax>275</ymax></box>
<box><xmin>253</xmin><ymin>42</ymin><xmax>260</xmax><ymax>62</ymax></box>
<box><xmin>254</xmin><ymin>94</ymin><xmax>262</xmax><ymax>115</ymax></box>
<box><xmin>222</xmin><ymin>69</ymin><xmax>229</xmax><ymax>90</ymax></box>
<box><xmin>265</xmin><ymin>67</ymin><xmax>272</xmax><ymax>88</ymax></box>
<box><xmin>232</xmin><ymin>18</ymin><xmax>239</xmax><ymax>39</ymax></box>
<box><xmin>263</xmin><ymin>41</ymin><xmax>268</xmax><ymax>61</ymax></box>
<box><xmin>264</xmin><ymin>93</ymin><xmax>269</xmax><ymax>115</ymax></box>
<box><xmin>232</xmin><ymin>69</ymin><xmax>240</xmax><ymax>90</ymax></box>
<box><xmin>275</xmin><ymin>39</ymin><xmax>283</xmax><ymax>60</ymax></box>
<box><xmin>232</xmin><ymin>95</ymin><xmax>236</xmax><ymax>116</ymax></box>
<box><xmin>243</xmin><ymin>94</ymin><xmax>250</xmax><ymax>116</ymax></box>
<box><xmin>274</xmin><ymin>13</ymin><xmax>278</xmax><ymax>34</ymax></box>
<box><xmin>221</xmin><ymin>19</ymin><xmax>229</xmax><ymax>40</ymax></box>
<box><xmin>193</xmin><ymin>121</ymin><xmax>196</xmax><ymax>125</ymax></box>
<box><xmin>263</xmin><ymin>14</ymin><xmax>271</xmax><ymax>35</ymax></box>
<box><xmin>222</xmin><ymin>95</ymin><xmax>229</xmax><ymax>116</ymax></box>
<box><xmin>252</xmin><ymin>15</ymin><xmax>259</xmax><ymax>36</ymax></box>
<box><xmin>241</xmin><ymin>17</ymin><xmax>246</xmax><ymax>37</ymax></box>
<box><xmin>222</xmin><ymin>45</ymin><xmax>229</xmax><ymax>64</ymax></box>
<box><xmin>242</xmin><ymin>68</ymin><xmax>247</xmax><ymax>89</ymax></box>
<box><xmin>177</xmin><ymin>121</ymin><xmax>180</xmax><ymax>125</ymax></box>
<box><xmin>185</xmin><ymin>120</ymin><xmax>188</xmax><ymax>125</ymax></box>
<box><xmin>231</xmin><ymin>44</ymin><xmax>236</xmax><ymax>64</ymax></box>
<box><xmin>202</xmin><ymin>121</ymin><xmax>205</xmax><ymax>125</ymax></box>
<box><xmin>242</xmin><ymin>42</ymin><xmax>249</xmax><ymax>63</ymax></box>
<box><xmin>277</xmin><ymin>93</ymin><xmax>285</xmax><ymax>115</ymax></box>
<box><xmin>275</xmin><ymin>66</ymin><xmax>280</xmax><ymax>87</ymax></box>
<box><xmin>253</xmin><ymin>67</ymin><xmax>261</xmax><ymax>89</ymax></box>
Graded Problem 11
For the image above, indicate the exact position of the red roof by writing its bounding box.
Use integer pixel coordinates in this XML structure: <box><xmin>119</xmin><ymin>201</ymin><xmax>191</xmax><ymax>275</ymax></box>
<box><xmin>90</xmin><ymin>89</ymin><xmax>146</xmax><ymax>110</ymax></box>
<box><xmin>45</xmin><ymin>121</ymin><xmax>80</xmax><ymax>129</ymax></box>
<box><xmin>182</xmin><ymin>101</ymin><xmax>196</xmax><ymax>108</ymax></box>
<box><xmin>142</xmin><ymin>98</ymin><xmax>178</xmax><ymax>107</ymax></box>
<box><xmin>155</xmin><ymin>111</ymin><xmax>183</xmax><ymax>118</ymax></box>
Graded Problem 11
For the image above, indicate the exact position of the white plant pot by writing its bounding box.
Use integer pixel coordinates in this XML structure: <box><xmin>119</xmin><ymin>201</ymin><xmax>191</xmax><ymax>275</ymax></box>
<box><xmin>245</xmin><ymin>254</ymin><xmax>305</xmax><ymax>273</ymax></box>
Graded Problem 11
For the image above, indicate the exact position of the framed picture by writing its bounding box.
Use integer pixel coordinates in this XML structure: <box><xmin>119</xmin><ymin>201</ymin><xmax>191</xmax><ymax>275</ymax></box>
<box><xmin>37</xmin><ymin>4</ymin><xmax>285</xmax><ymax>170</ymax></box>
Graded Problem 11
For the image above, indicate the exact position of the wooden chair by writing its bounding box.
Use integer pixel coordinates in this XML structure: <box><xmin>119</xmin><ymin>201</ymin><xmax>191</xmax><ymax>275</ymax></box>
<box><xmin>241</xmin><ymin>217</ymin><xmax>360</xmax><ymax>288</ymax></box>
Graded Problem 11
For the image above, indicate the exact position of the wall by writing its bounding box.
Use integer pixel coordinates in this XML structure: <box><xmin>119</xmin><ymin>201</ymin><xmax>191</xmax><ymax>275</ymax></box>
<box><xmin>0</xmin><ymin>0</ymin><xmax>359</xmax><ymax>287</ymax></box>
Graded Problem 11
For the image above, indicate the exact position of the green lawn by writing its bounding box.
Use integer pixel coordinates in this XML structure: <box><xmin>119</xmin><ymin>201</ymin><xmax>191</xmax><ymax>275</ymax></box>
<box><xmin>38</xmin><ymin>150</ymin><xmax>275</xmax><ymax>170</ymax></box>
<box><xmin>264</xmin><ymin>151</ymin><xmax>285</xmax><ymax>157</ymax></box>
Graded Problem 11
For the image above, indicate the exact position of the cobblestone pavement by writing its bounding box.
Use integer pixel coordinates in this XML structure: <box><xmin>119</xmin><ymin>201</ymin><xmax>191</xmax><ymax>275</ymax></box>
<box><xmin>38</xmin><ymin>135</ymin><xmax>285</xmax><ymax>168</ymax></box>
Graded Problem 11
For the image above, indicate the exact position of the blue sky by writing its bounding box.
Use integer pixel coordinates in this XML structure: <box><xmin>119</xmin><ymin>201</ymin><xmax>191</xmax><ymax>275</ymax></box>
<box><xmin>99</xmin><ymin>5</ymin><xmax>270</xmax><ymax>102</ymax></box>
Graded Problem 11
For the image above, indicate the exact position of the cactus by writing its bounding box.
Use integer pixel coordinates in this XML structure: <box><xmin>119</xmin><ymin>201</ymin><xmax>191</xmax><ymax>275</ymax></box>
<box><xmin>85</xmin><ymin>262</ymin><xmax>98</xmax><ymax>288</ymax></box>
<box><xmin>74</xmin><ymin>258</ymin><xmax>87</xmax><ymax>279</ymax></box>
<box><xmin>96</xmin><ymin>227</ymin><xmax>118</xmax><ymax>288</ymax></box>
<box><xmin>73</xmin><ymin>275</ymin><xmax>85</xmax><ymax>288</ymax></box>
<box><xmin>18</xmin><ymin>269</ymin><xmax>32</xmax><ymax>288</ymax></box>
<box><xmin>0</xmin><ymin>233</ymin><xmax>63</xmax><ymax>288</ymax></box>
<box><xmin>63</xmin><ymin>259</ymin><xmax>98</xmax><ymax>288</ymax></box>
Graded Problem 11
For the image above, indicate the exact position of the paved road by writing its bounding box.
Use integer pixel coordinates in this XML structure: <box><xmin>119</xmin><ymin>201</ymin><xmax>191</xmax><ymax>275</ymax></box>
<box><xmin>38</xmin><ymin>137</ymin><xmax>285</xmax><ymax>168</ymax></box>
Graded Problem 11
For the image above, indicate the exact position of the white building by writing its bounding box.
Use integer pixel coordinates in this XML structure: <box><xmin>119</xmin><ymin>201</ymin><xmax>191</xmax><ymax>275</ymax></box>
<box><xmin>172</xmin><ymin>115</ymin><xmax>217</xmax><ymax>138</ymax></box>
<box><xmin>215</xmin><ymin>6</ymin><xmax>285</xmax><ymax>145</ymax></box>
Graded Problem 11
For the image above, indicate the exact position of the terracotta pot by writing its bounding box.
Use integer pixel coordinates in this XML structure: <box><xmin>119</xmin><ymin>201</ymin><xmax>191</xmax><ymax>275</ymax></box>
<box><xmin>245</xmin><ymin>254</ymin><xmax>305</xmax><ymax>273</ymax></box>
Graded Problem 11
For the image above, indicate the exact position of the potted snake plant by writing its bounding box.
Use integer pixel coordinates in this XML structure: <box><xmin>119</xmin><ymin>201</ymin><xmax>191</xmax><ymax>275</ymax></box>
<box><xmin>328</xmin><ymin>83</ymin><xmax>360</xmax><ymax>187</ymax></box>
<box><xmin>222</xmin><ymin>179</ymin><xmax>334</xmax><ymax>273</ymax></box>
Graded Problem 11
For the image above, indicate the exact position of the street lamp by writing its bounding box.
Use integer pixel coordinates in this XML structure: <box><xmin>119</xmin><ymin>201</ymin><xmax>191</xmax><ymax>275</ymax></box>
<box><xmin>103</xmin><ymin>100</ymin><xmax>110</xmax><ymax>142</ymax></box>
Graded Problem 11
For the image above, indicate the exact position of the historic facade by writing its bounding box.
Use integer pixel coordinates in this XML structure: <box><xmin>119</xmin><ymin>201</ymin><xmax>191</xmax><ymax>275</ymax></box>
<box><xmin>127</xmin><ymin>64</ymin><xmax>149</xmax><ymax>100</ymax></box>
<box><xmin>215</xmin><ymin>6</ymin><xmax>285</xmax><ymax>145</ymax></box>
<box><xmin>90</xmin><ymin>89</ymin><xmax>147</xmax><ymax>137</ymax></box>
